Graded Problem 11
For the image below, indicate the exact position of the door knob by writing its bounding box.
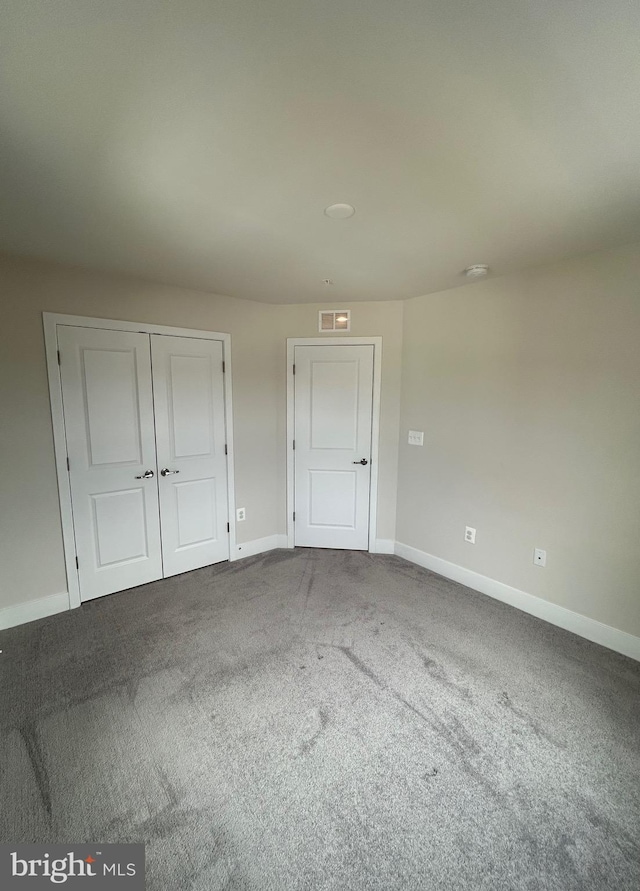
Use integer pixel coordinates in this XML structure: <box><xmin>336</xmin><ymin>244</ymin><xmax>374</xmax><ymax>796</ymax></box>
<box><xmin>160</xmin><ymin>468</ymin><xmax>180</xmax><ymax>476</ymax></box>
<box><xmin>135</xmin><ymin>470</ymin><xmax>155</xmax><ymax>479</ymax></box>
<box><xmin>353</xmin><ymin>458</ymin><xmax>369</xmax><ymax>465</ymax></box>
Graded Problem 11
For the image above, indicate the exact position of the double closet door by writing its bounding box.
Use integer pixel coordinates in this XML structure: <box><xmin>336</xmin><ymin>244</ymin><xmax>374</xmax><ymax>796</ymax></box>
<box><xmin>58</xmin><ymin>326</ymin><xmax>229</xmax><ymax>602</ymax></box>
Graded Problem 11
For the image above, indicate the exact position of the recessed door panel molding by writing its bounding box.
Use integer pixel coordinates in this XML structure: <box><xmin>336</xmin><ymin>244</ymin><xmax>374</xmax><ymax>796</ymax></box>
<box><xmin>82</xmin><ymin>347</ymin><xmax>143</xmax><ymax>466</ymax></box>
<box><xmin>293</xmin><ymin>343</ymin><xmax>375</xmax><ymax>550</ymax></box>
<box><xmin>169</xmin><ymin>354</ymin><xmax>215</xmax><ymax>459</ymax></box>
<box><xmin>57</xmin><ymin>325</ymin><xmax>163</xmax><ymax>600</ymax></box>
<box><xmin>46</xmin><ymin>314</ymin><xmax>236</xmax><ymax>610</ymax></box>
<box><xmin>175</xmin><ymin>478</ymin><xmax>217</xmax><ymax>549</ymax></box>
<box><xmin>151</xmin><ymin>334</ymin><xmax>229</xmax><ymax>577</ymax></box>
<box><xmin>91</xmin><ymin>488</ymin><xmax>149</xmax><ymax>567</ymax></box>
<box><xmin>308</xmin><ymin>470</ymin><xmax>357</xmax><ymax>528</ymax></box>
<box><xmin>310</xmin><ymin>360</ymin><xmax>360</xmax><ymax>450</ymax></box>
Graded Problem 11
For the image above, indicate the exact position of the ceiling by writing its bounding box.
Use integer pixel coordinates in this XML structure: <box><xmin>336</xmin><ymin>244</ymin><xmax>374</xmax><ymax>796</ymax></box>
<box><xmin>2</xmin><ymin>1</ymin><xmax>640</xmax><ymax>304</ymax></box>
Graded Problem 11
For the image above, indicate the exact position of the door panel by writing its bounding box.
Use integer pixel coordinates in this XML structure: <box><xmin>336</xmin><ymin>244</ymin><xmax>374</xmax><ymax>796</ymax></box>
<box><xmin>174</xmin><ymin>478</ymin><xmax>217</xmax><ymax>547</ymax></box>
<box><xmin>90</xmin><ymin>488</ymin><xmax>150</xmax><ymax>567</ymax></box>
<box><xmin>151</xmin><ymin>335</ymin><xmax>229</xmax><ymax>576</ymax></box>
<box><xmin>169</xmin><ymin>354</ymin><xmax>214</xmax><ymax>457</ymax></box>
<box><xmin>295</xmin><ymin>344</ymin><xmax>374</xmax><ymax>549</ymax></box>
<box><xmin>310</xmin><ymin>360</ymin><xmax>359</xmax><ymax>449</ymax></box>
<box><xmin>83</xmin><ymin>348</ymin><xmax>144</xmax><ymax>465</ymax></box>
<box><xmin>58</xmin><ymin>326</ymin><xmax>163</xmax><ymax>601</ymax></box>
<box><xmin>308</xmin><ymin>470</ymin><xmax>357</xmax><ymax>527</ymax></box>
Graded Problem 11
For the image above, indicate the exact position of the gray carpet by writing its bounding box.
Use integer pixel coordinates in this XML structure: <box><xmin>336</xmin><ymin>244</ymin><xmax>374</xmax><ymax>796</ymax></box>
<box><xmin>1</xmin><ymin>549</ymin><xmax>639</xmax><ymax>890</ymax></box>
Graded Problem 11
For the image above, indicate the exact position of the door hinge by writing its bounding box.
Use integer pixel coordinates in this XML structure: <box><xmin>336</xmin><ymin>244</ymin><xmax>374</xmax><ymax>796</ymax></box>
<box><xmin>224</xmin><ymin>444</ymin><xmax>228</xmax><ymax>455</ymax></box>
<box><xmin>227</xmin><ymin>522</ymin><xmax>230</xmax><ymax>533</ymax></box>
<box><xmin>292</xmin><ymin>364</ymin><xmax>296</xmax><ymax>375</ymax></box>
<box><xmin>66</xmin><ymin>456</ymin><xmax>70</xmax><ymax>471</ymax></box>
<box><xmin>222</xmin><ymin>360</ymin><xmax>226</xmax><ymax>373</ymax></box>
<box><xmin>292</xmin><ymin>439</ymin><xmax>295</xmax><ymax>450</ymax></box>
<box><xmin>57</xmin><ymin>350</ymin><xmax>61</xmax><ymax>366</ymax></box>
<box><xmin>293</xmin><ymin>511</ymin><xmax>296</xmax><ymax>522</ymax></box>
<box><xmin>75</xmin><ymin>556</ymin><xmax>79</xmax><ymax>569</ymax></box>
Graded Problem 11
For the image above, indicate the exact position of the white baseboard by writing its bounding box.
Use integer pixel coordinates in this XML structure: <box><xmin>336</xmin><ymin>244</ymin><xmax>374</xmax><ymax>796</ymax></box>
<box><xmin>395</xmin><ymin>542</ymin><xmax>640</xmax><ymax>662</ymax></box>
<box><xmin>4</xmin><ymin>547</ymin><xmax>636</xmax><ymax>664</ymax></box>
<box><xmin>2</xmin><ymin>540</ymin><xmax>290</xmax><ymax>629</ymax></box>
<box><xmin>372</xmin><ymin>539</ymin><xmax>396</xmax><ymax>555</ymax></box>
<box><xmin>231</xmin><ymin>534</ymin><xmax>289</xmax><ymax>561</ymax></box>
<box><xmin>0</xmin><ymin>591</ymin><xmax>70</xmax><ymax>631</ymax></box>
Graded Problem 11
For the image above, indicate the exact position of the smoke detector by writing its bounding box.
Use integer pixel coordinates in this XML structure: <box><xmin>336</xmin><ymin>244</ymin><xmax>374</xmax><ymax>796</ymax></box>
<box><xmin>463</xmin><ymin>264</ymin><xmax>490</xmax><ymax>278</ymax></box>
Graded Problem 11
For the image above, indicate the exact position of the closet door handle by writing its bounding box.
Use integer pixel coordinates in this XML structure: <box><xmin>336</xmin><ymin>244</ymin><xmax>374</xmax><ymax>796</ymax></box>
<box><xmin>352</xmin><ymin>459</ymin><xmax>368</xmax><ymax>465</ymax></box>
<box><xmin>135</xmin><ymin>470</ymin><xmax>155</xmax><ymax>479</ymax></box>
<box><xmin>160</xmin><ymin>468</ymin><xmax>180</xmax><ymax>476</ymax></box>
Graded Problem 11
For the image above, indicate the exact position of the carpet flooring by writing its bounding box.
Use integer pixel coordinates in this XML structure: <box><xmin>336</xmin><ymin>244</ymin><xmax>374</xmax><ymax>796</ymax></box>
<box><xmin>1</xmin><ymin>548</ymin><xmax>639</xmax><ymax>889</ymax></box>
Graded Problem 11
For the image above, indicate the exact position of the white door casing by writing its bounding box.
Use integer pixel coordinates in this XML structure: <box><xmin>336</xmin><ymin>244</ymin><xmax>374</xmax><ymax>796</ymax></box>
<box><xmin>293</xmin><ymin>343</ymin><xmax>375</xmax><ymax>549</ymax></box>
<box><xmin>57</xmin><ymin>326</ymin><xmax>163</xmax><ymax>601</ymax></box>
<box><xmin>151</xmin><ymin>334</ymin><xmax>229</xmax><ymax>576</ymax></box>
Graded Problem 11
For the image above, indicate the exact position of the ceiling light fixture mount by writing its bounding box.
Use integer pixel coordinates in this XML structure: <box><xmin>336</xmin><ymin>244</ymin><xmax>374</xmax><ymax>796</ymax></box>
<box><xmin>324</xmin><ymin>203</ymin><xmax>356</xmax><ymax>219</ymax></box>
<box><xmin>463</xmin><ymin>264</ymin><xmax>490</xmax><ymax>278</ymax></box>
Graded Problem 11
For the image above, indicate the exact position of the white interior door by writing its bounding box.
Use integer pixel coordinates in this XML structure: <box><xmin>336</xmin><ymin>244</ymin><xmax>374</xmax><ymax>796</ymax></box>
<box><xmin>58</xmin><ymin>326</ymin><xmax>163</xmax><ymax>601</ymax></box>
<box><xmin>294</xmin><ymin>344</ymin><xmax>374</xmax><ymax>549</ymax></box>
<box><xmin>151</xmin><ymin>335</ymin><xmax>229</xmax><ymax>576</ymax></box>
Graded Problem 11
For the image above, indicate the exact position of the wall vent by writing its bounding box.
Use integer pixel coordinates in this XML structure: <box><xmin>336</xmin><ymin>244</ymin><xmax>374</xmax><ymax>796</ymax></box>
<box><xmin>318</xmin><ymin>310</ymin><xmax>350</xmax><ymax>332</ymax></box>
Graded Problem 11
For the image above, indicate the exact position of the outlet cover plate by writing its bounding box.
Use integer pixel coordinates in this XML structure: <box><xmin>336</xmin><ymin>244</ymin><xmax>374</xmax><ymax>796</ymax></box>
<box><xmin>465</xmin><ymin>526</ymin><xmax>476</xmax><ymax>544</ymax></box>
<box><xmin>533</xmin><ymin>548</ymin><xmax>547</xmax><ymax>567</ymax></box>
<box><xmin>236</xmin><ymin>508</ymin><xmax>246</xmax><ymax>522</ymax></box>
<box><xmin>408</xmin><ymin>430</ymin><xmax>424</xmax><ymax>446</ymax></box>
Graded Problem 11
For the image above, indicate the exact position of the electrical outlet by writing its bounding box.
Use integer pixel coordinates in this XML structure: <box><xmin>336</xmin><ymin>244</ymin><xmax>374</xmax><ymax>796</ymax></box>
<box><xmin>464</xmin><ymin>526</ymin><xmax>476</xmax><ymax>544</ymax></box>
<box><xmin>236</xmin><ymin>507</ymin><xmax>246</xmax><ymax>522</ymax></box>
<box><xmin>533</xmin><ymin>548</ymin><xmax>546</xmax><ymax>567</ymax></box>
<box><xmin>408</xmin><ymin>430</ymin><xmax>424</xmax><ymax>446</ymax></box>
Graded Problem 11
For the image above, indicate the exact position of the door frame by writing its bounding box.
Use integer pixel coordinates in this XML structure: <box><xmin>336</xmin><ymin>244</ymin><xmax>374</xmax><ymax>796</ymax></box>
<box><xmin>286</xmin><ymin>337</ymin><xmax>383</xmax><ymax>552</ymax></box>
<box><xmin>43</xmin><ymin>312</ymin><xmax>237</xmax><ymax>610</ymax></box>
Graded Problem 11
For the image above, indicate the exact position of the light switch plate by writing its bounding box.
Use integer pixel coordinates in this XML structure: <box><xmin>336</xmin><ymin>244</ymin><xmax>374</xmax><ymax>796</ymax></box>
<box><xmin>408</xmin><ymin>430</ymin><xmax>424</xmax><ymax>446</ymax></box>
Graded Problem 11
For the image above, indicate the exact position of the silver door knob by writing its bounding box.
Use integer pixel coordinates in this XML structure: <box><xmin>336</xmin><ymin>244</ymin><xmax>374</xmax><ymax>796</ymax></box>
<box><xmin>353</xmin><ymin>458</ymin><xmax>369</xmax><ymax>465</ymax></box>
<box><xmin>160</xmin><ymin>468</ymin><xmax>180</xmax><ymax>476</ymax></box>
<box><xmin>135</xmin><ymin>470</ymin><xmax>155</xmax><ymax>479</ymax></box>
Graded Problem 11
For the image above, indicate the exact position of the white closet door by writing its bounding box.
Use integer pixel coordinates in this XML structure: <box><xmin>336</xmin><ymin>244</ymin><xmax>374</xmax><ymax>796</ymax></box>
<box><xmin>294</xmin><ymin>344</ymin><xmax>374</xmax><ymax>549</ymax></box>
<box><xmin>151</xmin><ymin>335</ymin><xmax>229</xmax><ymax>576</ymax></box>
<box><xmin>58</xmin><ymin>326</ymin><xmax>163</xmax><ymax>601</ymax></box>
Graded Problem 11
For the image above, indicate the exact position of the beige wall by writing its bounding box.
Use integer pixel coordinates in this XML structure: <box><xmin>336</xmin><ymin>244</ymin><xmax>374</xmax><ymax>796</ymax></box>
<box><xmin>0</xmin><ymin>255</ymin><xmax>278</xmax><ymax>610</ymax></box>
<box><xmin>396</xmin><ymin>243</ymin><xmax>640</xmax><ymax>637</ymax></box>
<box><xmin>3</xmin><ymin>242</ymin><xmax>639</xmax><ymax>637</ymax></box>
<box><xmin>0</xmin><ymin>255</ymin><xmax>402</xmax><ymax>611</ymax></box>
